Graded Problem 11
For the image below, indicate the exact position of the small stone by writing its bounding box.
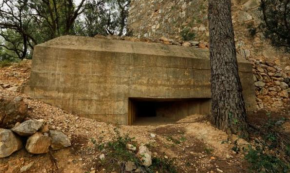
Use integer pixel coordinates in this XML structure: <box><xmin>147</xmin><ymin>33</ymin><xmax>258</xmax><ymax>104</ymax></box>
<box><xmin>217</xmin><ymin>168</ymin><xmax>224</xmax><ymax>173</ymax></box>
<box><xmin>150</xmin><ymin>133</ymin><xmax>156</xmax><ymax>138</ymax></box>
<box><xmin>2</xmin><ymin>84</ymin><xmax>10</xmax><ymax>88</ymax></box>
<box><xmin>255</xmin><ymin>81</ymin><xmax>265</xmax><ymax>87</ymax></box>
<box><xmin>49</xmin><ymin>130</ymin><xmax>71</xmax><ymax>150</ymax></box>
<box><xmin>280</xmin><ymin>82</ymin><xmax>288</xmax><ymax>90</ymax></box>
<box><xmin>256</xmin><ymin>66</ymin><xmax>264</xmax><ymax>73</ymax></box>
<box><xmin>7</xmin><ymin>86</ymin><xmax>19</xmax><ymax>92</ymax></box>
<box><xmin>182</xmin><ymin>42</ymin><xmax>192</xmax><ymax>47</ymax></box>
<box><xmin>20</xmin><ymin>162</ymin><xmax>34</xmax><ymax>173</ymax></box>
<box><xmin>160</xmin><ymin>36</ymin><xmax>170</xmax><ymax>42</ymax></box>
<box><xmin>274</xmin><ymin>81</ymin><xmax>281</xmax><ymax>86</ymax></box>
<box><xmin>198</xmin><ymin>43</ymin><xmax>206</xmax><ymax>49</ymax></box>
<box><xmin>268</xmin><ymin>72</ymin><xmax>275</xmax><ymax>76</ymax></box>
<box><xmin>279</xmin><ymin>90</ymin><xmax>289</xmax><ymax>98</ymax></box>
<box><xmin>40</xmin><ymin>124</ymin><xmax>49</xmax><ymax>133</ymax></box>
<box><xmin>189</xmin><ymin>41</ymin><xmax>199</xmax><ymax>46</ymax></box>
<box><xmin>137</xmin><ymin>145</ymin><xmax>152</xmax><ymax>167</ymax></box>
<box><xmin>0</xmin><ymin>129</ymin><xmax>22</xmax><ymax>158</ymax></box>
<box><xmin>12</xmin><ymin>119</ymin><xmax>44</xmax><ymax>136</ymax></box>
<box><xmin>99</xmin><ymin>154</ymin><xmax>105</xmax><ymax>160</ymax></box>
<box><xmin>126</xmin><ymin>144</ymin><xmax>137</xmax><ymax>151</ymax></box>
<box><xmin>125</xmin><ymin>161</ymin><xmax>136</xmax><ymax>172</ymax></box>
<box><xmin>14</xmin><ymin>122</ymin><xmax>21</xmax><ymax>127</ymax></box>
<box><xmin>26</xmin><ymin>133</ymin><xmax>51</xmax><ymax>154</ymax></box>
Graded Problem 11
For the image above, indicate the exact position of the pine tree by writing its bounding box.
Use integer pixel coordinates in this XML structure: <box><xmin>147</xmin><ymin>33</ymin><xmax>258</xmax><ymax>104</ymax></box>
<box><xmin>208</xmin><ymin>0</ymin><xmax>248</xmax><ymax>137</ymax></box>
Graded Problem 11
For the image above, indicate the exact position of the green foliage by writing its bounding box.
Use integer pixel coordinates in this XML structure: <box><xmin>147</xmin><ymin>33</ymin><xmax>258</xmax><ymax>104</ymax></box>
<box><xmin>245</xmin><ymin>114</ymin><xmax>290</xmax><ymax>173</ymax></box>
<box><xmin>0</xmin><ymin>0</ymin><xmax>131</xmax><ymax>60</ymax></box>
<box><xmin>166</xmin><ymin>136</ymin><xmax>186</xmax><ymax>145</ymax></box>
<box><xmin>260</xmin><ymin>0</ymin><xmax>290</xmax><ymax>52</ymax></box>
<box><xmin>204</xmin><ymin>147</ymin><xmax>214</xmax><ymax>155</ymax></box>
<box><xmin>247</xmin><ymin>24</ymin><xmax>257</xmax><ymax>37</ymax></box>
<box><xmin>151</xmin><ymin>157</ymin><xmax>178</xmax><ymax>173</ymax></box>
<box><xmin>180</xmin><ymin>27</ymin><xmax>195</xmax><ymax>41</ymax></box>
<box><xmin>245</xmin><ymin>146</ymin><xmax>289</xmax><ymax>173</ymax></box>
<box><xmin>94</xmin><ymin>128</ymin><xmax>178</xmax><ymax>173</ymax></box>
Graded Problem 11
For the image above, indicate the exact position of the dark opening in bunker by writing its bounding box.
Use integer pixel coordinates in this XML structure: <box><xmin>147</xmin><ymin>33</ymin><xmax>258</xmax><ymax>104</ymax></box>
<box><xmin>128</xmin><ymin>98</ymin><xmax>211</xmax><ymax>125</ymax></box>
<box><xmin>135</xmin><ymin>101</ymin><xmax>157</xmax><ymax>118</ymax></box>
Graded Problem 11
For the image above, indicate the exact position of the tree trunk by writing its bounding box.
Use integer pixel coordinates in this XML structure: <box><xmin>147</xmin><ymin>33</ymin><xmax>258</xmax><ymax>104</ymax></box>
<box><xmin>208</xmin><ymin>0</ymin><xmax>248</xmax><ymax>137</ymax></box>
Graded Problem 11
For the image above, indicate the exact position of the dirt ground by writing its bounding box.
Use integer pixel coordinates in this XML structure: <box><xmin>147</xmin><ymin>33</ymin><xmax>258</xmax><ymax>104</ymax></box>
<box><xmin>0</xmin><ymin>61</ymin><xmax>289</xmax><ymax>173</ymax></box>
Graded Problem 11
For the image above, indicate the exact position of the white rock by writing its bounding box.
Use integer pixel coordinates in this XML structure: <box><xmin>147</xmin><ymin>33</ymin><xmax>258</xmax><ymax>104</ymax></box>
<box><xmin>125</xmin><ymin>161</ymin><xmax>136</xmax><ymax>172</ymax></box>
<box><xmin>137</xmin><ymin>145</ymin><xmax>152</xmax><ymax>167</ymax></box>
<box><xmin>49</xmin><ymin>130</ymin><xmax>71</xmax><ymax>150</ymax></box>
<box><xmin>126</xmin><ymin>144</ymin><xmax>137</xmax><ymax>151</ymax></box>
<box><xmin>20</xmin><ymin>162</ymin><xmax>34</xmax><ymax>173</ymax></box>
<box><xmin>182</xmin><ymin>42</ymin><xmax>192</xmax><ymax>47</ymax></box>
<box><xmin>12</xmin><ymin>119</ymin><xmax>44</xmax><ymax>136</ymax></box>
<box><xmin>99</xmin><ymin>154</ymin><xmax>105</xmax><ymax>160</ymax></box>
<box><xmin>0</xmin><ymin>129</ymin><xmax>22</xmax><ymax>158</ymax></box>
<box><xmin>150</xmin><ymin>133</ymin><xmax>156</xmax><ymax>138</ymax></box>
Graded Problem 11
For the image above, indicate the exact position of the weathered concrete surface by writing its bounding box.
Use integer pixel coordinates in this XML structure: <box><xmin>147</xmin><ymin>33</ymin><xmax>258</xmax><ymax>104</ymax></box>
<box><xmin>24</xmin><ymin>36</ymin><xmax>256</xmax><ymax>125</ymax></box>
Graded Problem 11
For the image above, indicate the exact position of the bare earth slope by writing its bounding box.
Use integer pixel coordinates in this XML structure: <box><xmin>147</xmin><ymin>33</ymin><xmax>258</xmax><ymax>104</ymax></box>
<box><xmin>0</xmin><ymin>61</ymin><xmax>253</xmax><ymax>173</ymax></box>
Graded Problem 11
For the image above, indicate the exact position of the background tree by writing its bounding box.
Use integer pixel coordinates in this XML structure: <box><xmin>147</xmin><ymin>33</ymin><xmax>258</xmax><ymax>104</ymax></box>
<box><xmin>260</xmin><ymin>0</ymin><xmax>290</xmax><ymax>52</ymax></box>
<box><xmin>208</xmin><ymin>0</ymin><xmax>248</xmax><ymax>136</ymax></box>
<box><xmin>74</xmin><ymin>0</ymin><xmax>131</xmax><ymax>36</ymax></box>
<box><xmin>0</xmin><ymin>0</ymin><xmax>131</xmax><ymax>60</ymax></box>
<box><xmin>0</xmin><ymin>0</ymin><xmax>35</xmax><ymax>60</ymax></box>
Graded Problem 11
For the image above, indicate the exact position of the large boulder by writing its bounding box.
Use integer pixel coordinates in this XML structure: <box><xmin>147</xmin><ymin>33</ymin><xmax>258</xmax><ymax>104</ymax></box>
<box><xmin>49</xmin><ymin>130</ymin><xmax>71</xmax><ymax>150</ymax></box>
<box><xmin>0</xmin><ymin>129</ymin><xmax>22</xmax><ymax>158</ymax></box>
<box><xmin>12</xmin><ymin>119</ymin><xmax>44</xmax><ymax>136</ymax></box>
<box><xmin>0</xmin><ymin>96</ymin><xmax>28</xmax><ymax>128</ymax></box>
<box><xmin>26</xmin><ymin>133</ymin><xmax>51</xmax><ymax>154</ymax></box>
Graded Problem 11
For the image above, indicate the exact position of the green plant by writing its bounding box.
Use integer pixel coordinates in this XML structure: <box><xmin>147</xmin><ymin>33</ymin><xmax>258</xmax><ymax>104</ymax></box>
<box><xmin>94</xmin><ymin>128</ymin><xmax>178</xmax><ymax>173</ymax></box>
<box><xmin>151</xmin><ymin>157</ymin><xmax>178</xmax><ymax>173</ymax></box>
<box><xmin>166</xmin><ymin>136</ymin><xmax>186</xmax><ymax>145</ymax></box>
<box><xmin>180</xmin><ymin>27</ymin><xmax>195</xmax><ymax>41</ymax></box>
<box><xmin>260</xmin><ymin>0</ymin><xmax>290</xmax><ymax>52</ymax></box>
<box><xmin>204</xmin><ymin>147</ymin><xmax>214</xmax><ymax>155</ymax></box>
<box><xmin>247</xmin><ymin>24</ymin><xmax>257</xmax><ymax>37</ymax></box>
<box><xmin>245</xmin><ymin>115</ymin><xmax>290</xmax><ymax>173</ymax></box>
<box><xmin>245</xmin><ymin>146</ymin><xmax>289</xmax><ymax>173</ymax></box>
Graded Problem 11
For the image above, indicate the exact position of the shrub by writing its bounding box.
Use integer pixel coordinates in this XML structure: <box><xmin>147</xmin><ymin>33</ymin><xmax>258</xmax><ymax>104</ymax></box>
<box><xmin>180</xmin><ymin>27</ymin><xmax>196</xmax><ymax>41</ymax></box>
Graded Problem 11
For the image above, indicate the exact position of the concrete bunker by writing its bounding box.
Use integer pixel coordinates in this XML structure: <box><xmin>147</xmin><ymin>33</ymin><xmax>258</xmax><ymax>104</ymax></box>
<box><xmin>24</xmin><ymin>36</ymin><xmax>256</xmax><ymax>125</ymax></box>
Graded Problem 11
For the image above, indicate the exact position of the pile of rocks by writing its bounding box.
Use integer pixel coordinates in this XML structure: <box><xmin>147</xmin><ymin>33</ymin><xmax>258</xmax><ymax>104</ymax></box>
<box><xmin>0</xmin><ymin>96</ymin><xmax>71</xmax><ymax>158</ymax></box>
<box><xmin>94</xmin><ymin>34</ymin><xmax>209</xmax><ymax>49</ymax></box>
<box><xmin>253</xmin><ymin>60</ymin><xmax>290</xmax><ymax>110</ymax></box>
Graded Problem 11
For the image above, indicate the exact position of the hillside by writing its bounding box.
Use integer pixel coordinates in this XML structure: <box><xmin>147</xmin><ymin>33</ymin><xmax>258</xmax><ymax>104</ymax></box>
<box><xmin>0</xmin><ymin>55</ymin><xmax>289</xmax><ymax>172</ymax></box>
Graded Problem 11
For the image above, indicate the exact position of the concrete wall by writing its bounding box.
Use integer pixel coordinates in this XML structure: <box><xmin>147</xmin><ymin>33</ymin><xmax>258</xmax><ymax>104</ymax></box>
<box><xmin>24</xmin><ymin>36</ymin><xmax>256</xmax><ymax>125</ymax></box>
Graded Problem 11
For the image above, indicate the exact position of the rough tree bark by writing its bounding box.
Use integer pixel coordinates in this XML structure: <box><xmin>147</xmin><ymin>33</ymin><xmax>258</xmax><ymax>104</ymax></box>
<box><xmin>208</xmin><ymin>0</ymin><xmax>248</xmax><ymax>136</ymax></box>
